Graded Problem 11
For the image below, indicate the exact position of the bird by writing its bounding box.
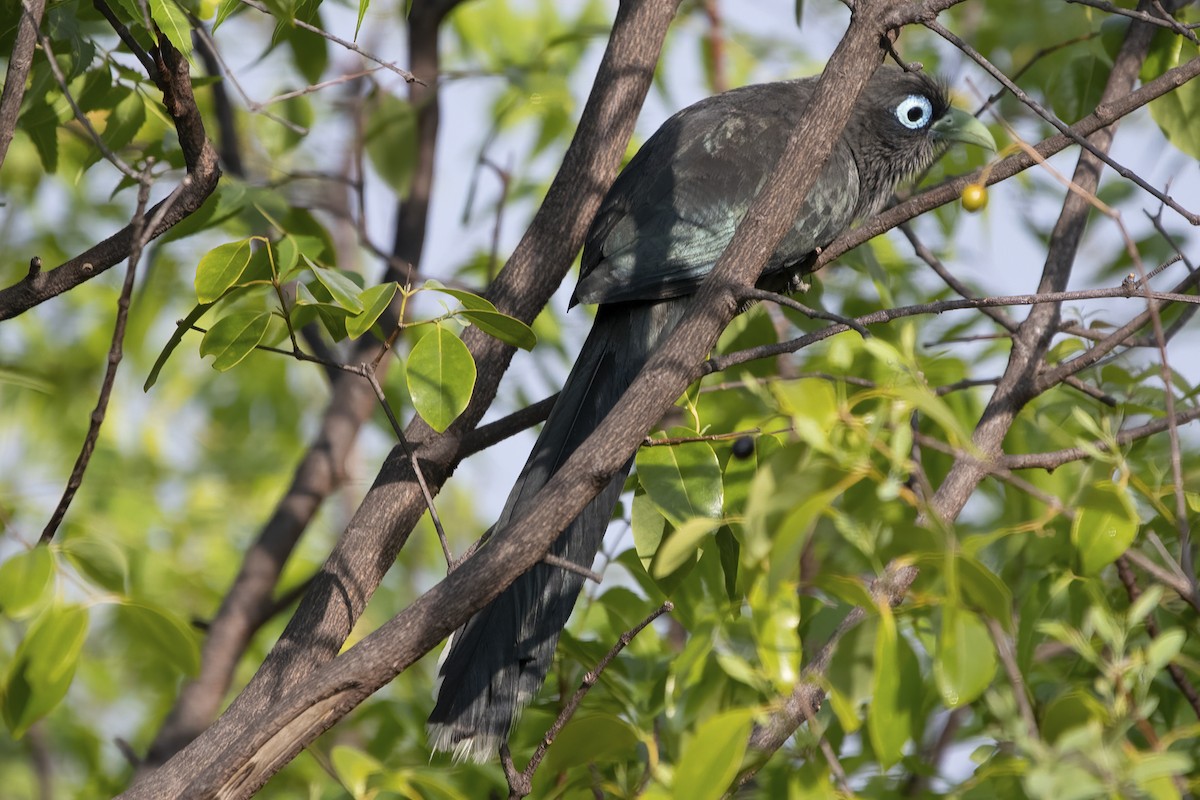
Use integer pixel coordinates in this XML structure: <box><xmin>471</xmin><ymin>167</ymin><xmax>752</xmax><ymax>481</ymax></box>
<box><xmin>427</xmin><ymin>64</ymin><xmax>995</xmax><ymax>763</ymax></box>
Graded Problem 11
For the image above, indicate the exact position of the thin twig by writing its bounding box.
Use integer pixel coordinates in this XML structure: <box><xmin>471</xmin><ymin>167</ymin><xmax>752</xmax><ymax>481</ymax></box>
<box><xmin>237</xmin><ymin>0</ymin><xmax>418</xmax><ymax>84</ymax></box>
<box><xmin>985</xmin><ymin>616</ymin><xmax>1039</xmax><ymax>739</ymax></box>
<box><xmin>30</xmin><ymin>8</ymin><xmax>138</xmax><ymax>179</ymax></box>
<box><xmin>41</xmin><ymin>167</ymin><xmax>185</xmax><ymax>542</ymax></box>
<box><xmin>480</xmin><ymin>158</ymin><xmax>513</xmax><ymax>280</ymax></box>
<box><xmin>542</xmin><ymin>553</ymin><xmax>602</xmax><ymax>584</ymax></box>
<box><xmin>707</xmin><ymin>283</ymin><xmax>1200</xmax><ymax>376</ymax></box>
<box><xmin>1123</xmin><ymin>549</ymin><xmax>1200</xmax><ymax>614</ymax></box>
<box><xmin>93</xmin><ymin>0</ymin><xmax>159</xmax><ymax>80</ymax></box>
<box><xmin>1066</xmin><ymin>0</ymin><xmax>1200</xmax><ymax>43</ymax></box>
<box><xmin>1115</xmin><ymin>557</ymin><xmax>1200</xmax><ymax>720</ymax></box>
<box><xmin>189</xmin><ymin>24</ymin><xmax>309</xmax><ymax>135</ymax></box>
<box><xmin>642</xmin><ymin>428</ymin><xmax>766</xmax><ymax>447</ymax></box>
<box><xmin>1127</xmin><ymin>217</ymin><xmax>1197</xmax><ymax>591</ymax></box>
<box><xmin>740</xmin><ymin>285</ymin><xmax>871</xmax><ymax>337</ymax></box>
<box><xmin>261</xmin><ymin>67</ymin><xmax>384</xmax><ymax>108</ymax></box>
<box><xmin>509</xmin><ymin>602</ymin><xmax>675</xmax><ymax>798</ymax></box>
<box><xmin>1002</xmin><ymin>407</ymin><xmax>1200</xmax><ymax>471</ymax></box>
<box><xmin>359</xmin><ymin>368</ymin><xmax>452</xmax><ymax>565</ymax></box>
<box><xmin>926</xmin><ymin>18</ymin><xmax>1199</xmax><ymax>225</ymax></box>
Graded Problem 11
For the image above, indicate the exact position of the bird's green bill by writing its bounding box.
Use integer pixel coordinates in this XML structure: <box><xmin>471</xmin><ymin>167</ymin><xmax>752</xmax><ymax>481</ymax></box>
<box><xmin>933</xmin><ymin>107</ymin><xmax>996</xmax><ymax>152</ymax></box>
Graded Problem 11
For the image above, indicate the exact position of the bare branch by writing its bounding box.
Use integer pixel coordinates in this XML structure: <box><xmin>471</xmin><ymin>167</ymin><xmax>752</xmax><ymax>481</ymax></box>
<box><xmin>41</xmin><ymin>167</ymin><xmax>189</xmax><ymax>542</ymax></box>
<box><xmin>237</xmin><ymin>0</ymin><xmax>417</xmax><ymax>83</ymax></box>
<box><xmin>1066</xmin><ymin>0</ymin><xmax>1200</xmax><ymax>42</ymax></box>
<box><xmin>707</xmin><ymin>284</ymin><xmax>1200</xmax><ymax>376</ymax></box>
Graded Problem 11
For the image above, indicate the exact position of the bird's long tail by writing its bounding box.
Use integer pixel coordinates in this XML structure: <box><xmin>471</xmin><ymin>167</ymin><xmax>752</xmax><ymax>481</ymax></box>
<box><xmin>428</xmin><ymin>298</ymin><xmax>687</xmax><ymax>762</ymax></box>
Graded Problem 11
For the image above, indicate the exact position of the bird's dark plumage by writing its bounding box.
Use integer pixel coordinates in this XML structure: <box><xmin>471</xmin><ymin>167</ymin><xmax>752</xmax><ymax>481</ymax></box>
<box><xmin>428</xmin><ymin>66</ymin><xmax>993</xmax><ymax>762</ymax></box>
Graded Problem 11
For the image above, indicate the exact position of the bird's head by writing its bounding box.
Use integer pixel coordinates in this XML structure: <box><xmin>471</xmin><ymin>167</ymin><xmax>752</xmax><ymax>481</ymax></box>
<box><xmin>848</xmin><ymin>66</ymin><xmax>995</xmax><ymax>214</ymax></box>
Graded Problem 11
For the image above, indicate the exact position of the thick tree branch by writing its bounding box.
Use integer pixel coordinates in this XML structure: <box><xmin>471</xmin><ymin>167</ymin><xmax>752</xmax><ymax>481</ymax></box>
<box><xmin>139</xmin><ymin>2</ymin><xmax>461</xmax><ymax>769</ymax></box>
<box><xmin>928</xmin><ymin>3</ymin><xmax>1163</xmax><ymax>522</ymax></box>
<box><xmin>120</xmin><ymin>3</ymin><xmax>683</xmax><ymax>796</ymax></box>
<box><xmin>0</xmin><ymin>0</ymin><xmax>45</xmax><ymax>170</ymax></box>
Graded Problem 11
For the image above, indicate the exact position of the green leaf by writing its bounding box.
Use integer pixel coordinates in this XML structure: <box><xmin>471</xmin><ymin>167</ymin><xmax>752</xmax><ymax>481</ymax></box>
<box><xmin>19</xmin><ymin>92</ymin><xmax>60</xmax><ymax>174</ymax></box>
<box><xmin>96</xmin><ymin>90</ymin><xmax>146</xmax><ymax>164</ymax></box>
<box><xmin>635</xmin><ymin>434</ymin><xmax>723</xmax><ymax>526</ymax></box>
<box><xmin>749</xmin><ymin>578</ymin><xmax>800</xmax><ymax>690</ymax></box>
<box><xmin>1041</xmin><ymin>690</ymin><xmax>1106</xmax><ymax>744</ymax></box>
<box><xmin>632</xmin><ymin>491</ymin><xmax>667</xmax><ymax>569</ymax></box>
<box><xmin>116</xmin><ymin>602</ymin><xmax>201</xmax><ymax>676</ymax></box>
<box><xmin>364</xmin><ymin>91</ymin><xmax>417</xmax><ymax>195</ymax></box>
<box><xmin>194</xmin><ymin>239</ymin><xmax>254</xmax><ymax>303</ymax></box>
<box><xmin>354</xmin><ymin>0</ymin><xmax>370</xmax><ymax>40</ymax></box>
<box><xmin>771</xmin><ymin>377</ymin><xmax>839</xmax><ymax>453</ymax></box>
<box><xmin>147</xmin><ymin>0</ymin><xmax>193</xmax><ymax>56</ymax></box>
<box><xmin>675</xmin><ymin>708</ymin><xmax>754</xmax><ymax>800</ymax></box>
<box><xmin>0</xmin><ymin>548</ymin><xmax>54</xmax><ymax>618</ymax></box>
<box><xmin>3</xmin><ymin>604</ymin><xmax>89</xmax><ymax>738</ymax></box>
<box><xmin>310</xmin><ymin>265</ymin><xmax>365</xmax><ymax>313</ymax></box>
<box><xmin>653</xmin><ymin>516</ymin><xmax>725</xmax><ymax>578</ymax></box>
<box><xmin>1142</xmin><ymin>33</ymin><xmax>1200</xmax><ymax>158</ymax></box>
<box><xmin>541</xmin><ymin>715</ymin><xmax>640</xmax><ymax>775</ymax></box>
<box><xmin>827</xmin><ymin>617</ymin><xmax>875</xmax><ymax>733</ymax></box>
<box><xmin>869</xmin><ymin>614</ymin><xmax>921</xmax><ymax>768</ymax></box>
<box><xmin>1148</xmin><ymin>59</ymin><xmax>1200</xmax><ymax>158</ymax></box>
<box><xmin>60</xmin><ymin>536</ymin><xmax>128</xmax><ymax>592</ymax></box>
<box><xmin>199</xmin><ymin>311</ymin><xmax>272</xmax><ymax>371</ymax></box>
<box><xmin>213</xmin><ymin>0</ymin><xmax>241</xmax><ymax>29</ymax></box>
<box><xmin>145</xmin><ymin>300</ymin><xmax>217</xmax><ymax>390</ymax></box>
<box><xmin>346</xmin><ymin>282</ymin><xmax>397</xmax><ymax>340</ymax></box>
<box><xmin>1127</xmin><ymin>584</ymin><xmax>1164</xmax><ymax>628</ymax></box>
<box><xmin>458</xmin><ymin>309</ymin><xmax>537</xmax><ymax>350</ymax></box>
<box><xmin>1145</xmin><ymin>628</ymin><xmax>1185</xmax><ymax>675</ymax></box>
<box><xmin>954</xmin><ymin>554</ymin><xmax>1014</xmax><ymax>632</ymax></box>
<box><xmin>423</xmin><ymin>284</ymin><xmax>497</xmax><ymax>312</ymax></box>
<box><xmin>331</xmin><ymin>745</ymin><xmax>382</xmax><ymax>800</ymax></box>
<box><xmin>935</xmin><ymin>605</ymin><xmax>996</xmax><ymax>708</ymax></box>
<box><xmin>1131</xmin><ymin>752</ymin><xmax>1193</xmax><ymax>793</ymax></box>
<box><xmin>406</xmin><ymin>325</ymin><xmax>476</xmax><ymax>432</ymax></box>
<box><xmin>283</xmin><ymin>17</ymin><xmax>327</xmax><ymax>86</ymax></box>
<box><xmin>1071</xmin><ymin>481</ymin><xmax>1138</xmax><ymax>575</ymax></box>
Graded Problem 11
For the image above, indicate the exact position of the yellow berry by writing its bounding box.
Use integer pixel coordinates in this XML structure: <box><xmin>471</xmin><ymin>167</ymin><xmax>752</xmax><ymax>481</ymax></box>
<box><xmin>961</xmin><ymin>183</ymin><xmax>988</xmax><ymax>212</ymax></box>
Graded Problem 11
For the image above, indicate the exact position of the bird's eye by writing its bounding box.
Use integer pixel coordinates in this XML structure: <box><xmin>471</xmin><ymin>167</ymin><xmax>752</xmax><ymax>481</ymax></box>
<box><xmin>895</xmin><ymin>95</ymin><xmax>933</xmax><ymax>130</ymax></box>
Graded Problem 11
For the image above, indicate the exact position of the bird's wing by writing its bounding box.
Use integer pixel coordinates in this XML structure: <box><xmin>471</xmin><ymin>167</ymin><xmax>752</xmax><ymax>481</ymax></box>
<box><xmin>574</xmin><ymin>79</ymin><xmax>861</xmax><ymax>307</ymax></box>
